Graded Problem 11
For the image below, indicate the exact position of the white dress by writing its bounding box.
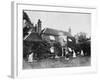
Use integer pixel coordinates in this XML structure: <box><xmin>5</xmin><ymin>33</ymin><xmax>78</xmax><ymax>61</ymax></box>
<box><xmin>28</xmin><ymin>52</ymin><xmax>33</xmax><ymax>62</ymax></box>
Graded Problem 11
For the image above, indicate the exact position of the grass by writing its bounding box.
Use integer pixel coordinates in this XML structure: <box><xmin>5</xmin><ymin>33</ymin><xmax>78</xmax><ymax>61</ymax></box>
<box><xmin>23</xmin><ymin>56</ymin><xmax>91</xmax><ymax>69</ymax></box>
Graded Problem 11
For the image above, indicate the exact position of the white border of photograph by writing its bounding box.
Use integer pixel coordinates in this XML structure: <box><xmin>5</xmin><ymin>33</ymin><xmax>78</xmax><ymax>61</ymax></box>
<box><xmin>11</xmin><ymin>1</ymin><xmax>97</xmax><ymax>79</ymax></box>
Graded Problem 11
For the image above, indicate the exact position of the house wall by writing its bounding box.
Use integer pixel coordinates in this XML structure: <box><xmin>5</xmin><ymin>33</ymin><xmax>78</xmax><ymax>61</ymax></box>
<box><xmin>42</xmin><ymin>34</ymin><xmax>62</xmax><ymax>43</ymax></box>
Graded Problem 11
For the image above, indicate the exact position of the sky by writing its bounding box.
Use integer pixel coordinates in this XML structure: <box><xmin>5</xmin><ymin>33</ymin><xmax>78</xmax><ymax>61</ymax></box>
<box><xmin>24</xmin><ymin>10</ymin><xmax>91</xmax><ymax>37</ymax></box>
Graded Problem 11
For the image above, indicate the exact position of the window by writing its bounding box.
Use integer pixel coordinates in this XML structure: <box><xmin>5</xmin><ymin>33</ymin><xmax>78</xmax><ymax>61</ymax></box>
<box><xmin>49</xmin><ymin>35</ymin><xmax>55</xmax><ymax>40</ymax></box>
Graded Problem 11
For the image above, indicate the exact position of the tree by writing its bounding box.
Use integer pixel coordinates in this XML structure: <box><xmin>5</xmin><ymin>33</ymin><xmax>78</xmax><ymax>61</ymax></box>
<box><xmin>74</xmin><ymin>32</ymin><xmax>91</xmax><ymax>56</ymax></box>
<box><xmin>23</xmin><ymin>11</ymin><xmax>32</xmax><ymax>38</ymax></box>
<box><xmin>23</xmin><ymin>11</ymin><xmax>31</xmax><ymax>22</ymax></box>
<box><xmin>75</xmin><ymin>32</ymin><xmax>87</xmax><ymax>43</ymax></box>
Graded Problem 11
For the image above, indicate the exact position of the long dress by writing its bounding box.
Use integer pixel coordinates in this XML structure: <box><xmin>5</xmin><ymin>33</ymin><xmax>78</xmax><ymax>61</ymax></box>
<box><xmin>28</xmin><ymin>52</ymin><xmax>33</xmax><ymax>62</ymax></box>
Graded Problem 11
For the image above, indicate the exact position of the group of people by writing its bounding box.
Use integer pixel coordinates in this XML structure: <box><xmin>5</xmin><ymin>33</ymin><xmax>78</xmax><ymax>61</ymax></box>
<box><xmin>27</xmin><ymin>45</ymin><xmax>85</xmax><ymax>63</ymax></box>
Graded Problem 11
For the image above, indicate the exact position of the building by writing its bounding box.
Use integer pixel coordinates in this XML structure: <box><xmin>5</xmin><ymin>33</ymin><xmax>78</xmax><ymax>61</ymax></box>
<box><xmin>41</xmin><ymin>28</ymin><xmax>76</xmax><ymax>57</ymax></box>
<box><xmin>25</xmin><ymin>32</ymin><xmax>42</xmax><ymax>42</ymax></box>
<box><xmin>41</xmin><ymin>28</ymin><xmax>74</xmax><ymax>44</ymax></box>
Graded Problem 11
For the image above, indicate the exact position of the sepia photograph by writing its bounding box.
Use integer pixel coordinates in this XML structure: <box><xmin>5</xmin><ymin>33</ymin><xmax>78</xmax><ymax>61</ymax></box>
<box><xmin>23</xmin><ymin>10</ymin><xmax>91</xmax><ymax>69</ymax></box>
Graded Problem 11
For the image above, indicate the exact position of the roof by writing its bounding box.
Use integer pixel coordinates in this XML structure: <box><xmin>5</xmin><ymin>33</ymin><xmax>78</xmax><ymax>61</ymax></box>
<box><xmin>42</xmin><ymin>28</ymin><xmax>72</xmax><ymax>37</ymax></box>
<box><xmin>24</xmin><ymin>32</ymin><xmax>42</xmax><ymax>42</ymax></box>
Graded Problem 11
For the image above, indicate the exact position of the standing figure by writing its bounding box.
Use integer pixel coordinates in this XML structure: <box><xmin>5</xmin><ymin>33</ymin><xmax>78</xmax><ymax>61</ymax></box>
<box><xmin>28</xmin><ymin>52</ymin><xmax>34</xmax><ymax>63</ymax></box>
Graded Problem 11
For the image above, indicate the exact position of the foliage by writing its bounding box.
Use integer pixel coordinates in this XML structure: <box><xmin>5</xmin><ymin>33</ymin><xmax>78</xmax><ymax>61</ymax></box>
<box><xmin>75</xmin><ymin>32</ymin><xmax>89</xmax><ymax>43</ymax></box>
<box><xmin>23</xmin><ymin>11</ymin><xmax>32</xmax><ymax>38</ymax></box>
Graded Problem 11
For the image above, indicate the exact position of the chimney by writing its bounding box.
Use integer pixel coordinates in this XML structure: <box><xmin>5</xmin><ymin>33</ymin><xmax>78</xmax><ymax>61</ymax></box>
<box><xmin>35</xmin><ymin>24</ymin><xmax>38</xmax><ymax>32</ymax></box>
<box><xmin>68</xmin><ymin>27</ymin><xmax>71</xmax><ymax>34</ymax></box>
<box><xmin>37</xmin><ymin>19</ymin><xmax>42</xmax><ymax>33</ymax></box>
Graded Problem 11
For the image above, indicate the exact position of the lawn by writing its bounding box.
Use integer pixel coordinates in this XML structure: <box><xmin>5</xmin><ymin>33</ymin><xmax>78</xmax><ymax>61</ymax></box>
<box><xmin>23</xmin><ymin>56</ymin><xmax>91</xmax><ymax>69</ymax></box>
